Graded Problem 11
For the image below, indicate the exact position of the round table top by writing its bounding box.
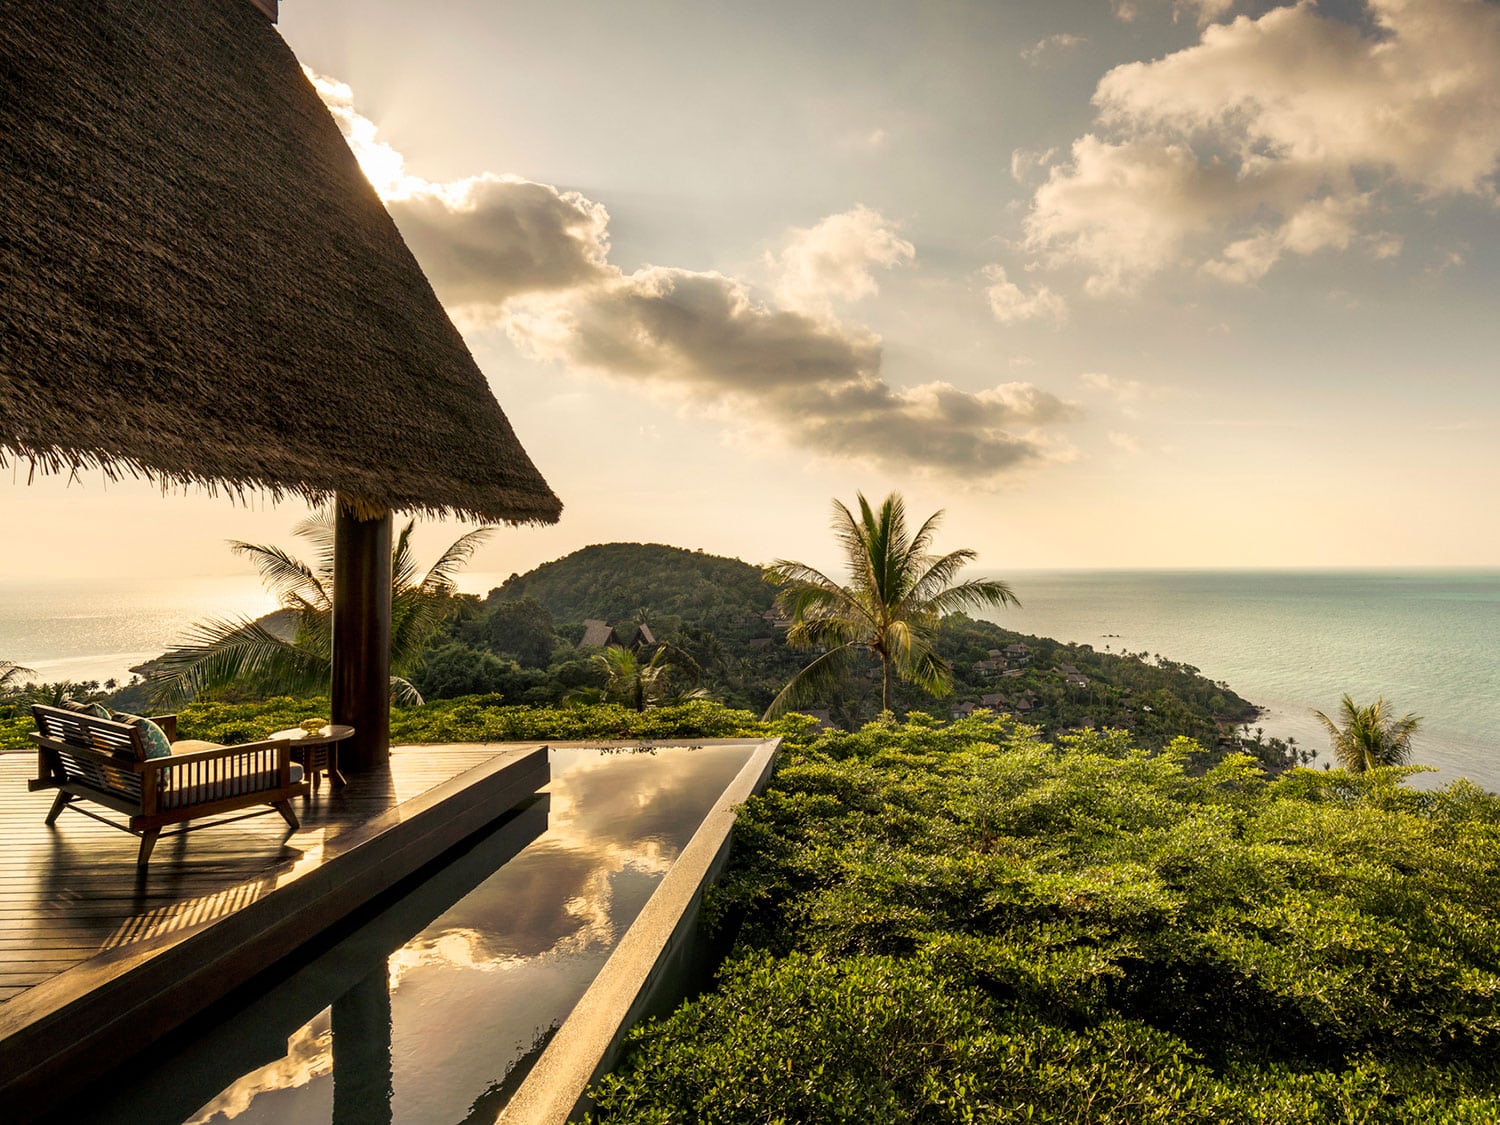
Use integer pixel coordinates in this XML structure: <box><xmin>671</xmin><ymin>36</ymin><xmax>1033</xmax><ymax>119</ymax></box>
<box><xmin>268</xmin><ymin>723</ymin><xmax>356</xmax><ymax>744</ymax></box>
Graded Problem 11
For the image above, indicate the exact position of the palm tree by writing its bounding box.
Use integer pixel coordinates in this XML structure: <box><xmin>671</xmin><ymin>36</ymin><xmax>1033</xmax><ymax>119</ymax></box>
<box><xmin>0</xmin><ymin>660</ymin><xmax>35</xmax><ymax>697</ymax></box>
<box><xmin>1314</xmin><ymin>694</ymin><xmax>1421</xmax><ymax>772</ymax></box>
<box><xmin>572</xmin><ymin>643</ymin><xmax>705</xmax><ymax>711</ymax></box>
<box><xmin>149</xmin><ymin>511</ymin><xmax>492</xmax><ymax>706</ymax></box>
<box><xmin>763</xmin><ymin>491</ymin><xmax>1019</xmax><ymax>718</ymax></box>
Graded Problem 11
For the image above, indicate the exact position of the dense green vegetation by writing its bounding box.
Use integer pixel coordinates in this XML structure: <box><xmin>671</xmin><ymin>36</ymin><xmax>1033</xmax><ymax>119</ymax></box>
<box><xmin>586</xmin><ymin>712</ymin><xmax>1500</xmax><ymax>1123</ymax></box>
<box><xmin>5</xmin><ymin>672</ymin><xmax>1490</xmax><ymax>1119</ymax></box>
<box><xmin>0</xmin><ymin>543</ymin><xmax>1264</xmax><ymax>767</ymax></box>
<box><xmin>418</xmin><ymin>543</ymin><xmax>1262</xmax><ymax>760</ymax></box>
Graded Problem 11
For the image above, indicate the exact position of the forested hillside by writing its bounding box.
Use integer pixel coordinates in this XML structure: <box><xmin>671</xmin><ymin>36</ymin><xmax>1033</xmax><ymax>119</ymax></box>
<box><xmin>492</xmin><ymin>542</ymin><xmax>775</xmax><ymax>635</ymax></box>
<box><xmin>9</xmin><ymin>543</ymin><xmax>1266</xmax><ymax>764</ymax></box>
<box><xmin>415</xmin><ymin>543</ymin><xmax>1265</xmax><ymax>764</ymax></box>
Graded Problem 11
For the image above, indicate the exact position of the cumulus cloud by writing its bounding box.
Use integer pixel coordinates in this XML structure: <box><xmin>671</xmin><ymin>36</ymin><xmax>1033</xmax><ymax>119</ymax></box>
<box><xmin>1167</xmin><ymin>0</ymin><xmax>1236</xmax><ymax>25</ymax></box>
<box><xmin>771</xmin><ymin>206</ymin><xmax>915</xmax><ymax>315</ymax></box>
<box><xmin>311</xmin><ymin>73</ymin><xmax>1077</xmax><ymax>481</ymax></box>
<box><xmin>508</xmin><ymin>269</ymin><xmax>1079</xmax><ymax>476</ymax></box>
<box><xmin>1021</xmin><ymin>33</ymin><xmax>1086</xmax><ymax>66</ymax></box>
<box><xmin>389</xmin><ymin>178</ymin><xmax>612</xmax><ymax>306</ymax></box>
<box><xmin>1025</xmin><ymin>0</ymin><xmax>1500</xmax><ymax>292</ymax></box>
<box><xmin>1010</xmin><ymin>147</ymin><xmax>1059</xmax><ymax>184</ymax></box>
<box><xmin>309</xmin><ymin>69</ymin><xmax>610</xmax><ymax>306</ymax></box>
<box><xmin>984</xmin><ymin>265</ymin><xmax>1067</xmax><ymax>325</ymax></box>
<box><xmin>1082</xmin><ymin>372</ymin><xmax>1151</xmax><ymax>402</ymax></box>
<box><xmin>1110</xmin><ymin>0</ymin><xmax>1237</xmax><ymax>26</ymax></box>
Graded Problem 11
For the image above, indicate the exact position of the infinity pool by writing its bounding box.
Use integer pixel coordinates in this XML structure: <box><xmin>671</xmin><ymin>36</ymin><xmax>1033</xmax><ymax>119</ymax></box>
<box><xmin>59</xmin><ymin>744</ymin><xmax>757</xmax><ymax>1124</ymax></box>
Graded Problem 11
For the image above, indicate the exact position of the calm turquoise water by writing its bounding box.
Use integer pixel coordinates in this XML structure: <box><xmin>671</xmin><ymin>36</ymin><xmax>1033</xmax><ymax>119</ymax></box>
<box><xmin>4</xmin><ymin>570</ymin><xmax>1496</xmax><ymax>789</ymax></box>
<box><xmin>984</xmin><ymin>570</ymin><xmax>1500</xmax><ymax>791</ymax></box>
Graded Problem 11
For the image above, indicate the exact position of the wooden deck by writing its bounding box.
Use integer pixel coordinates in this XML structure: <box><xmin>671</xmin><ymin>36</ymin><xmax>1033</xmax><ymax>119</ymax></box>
<box><xmin>0</xmin><ymin>742</ymin><xmax>550</xmax><ymax>1122</ymax></box>
<box><xmin>0</xmin><ymin>744</ymin><xmax>508</xmax><ymax>1004</ymax></box>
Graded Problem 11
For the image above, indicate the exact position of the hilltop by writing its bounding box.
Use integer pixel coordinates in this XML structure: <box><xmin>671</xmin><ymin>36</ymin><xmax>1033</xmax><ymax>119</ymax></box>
<box><xmin>490</xmin><ymin>542</ymin><xmax>775</xmax><ymax>640</ymax></box>
<box><xmin>430</xmin><ymin>543</ymin><xmax>1264</xmax><ymax>761</ymax></box>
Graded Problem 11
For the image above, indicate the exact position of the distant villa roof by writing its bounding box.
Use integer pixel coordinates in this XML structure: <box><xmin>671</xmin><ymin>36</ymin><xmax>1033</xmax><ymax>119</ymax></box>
<box><xmin>0</xmin><ymin>0</ymin><xmax>561</xmax><ymax>525</ymax></box>
<box><xmin>579</xmin><ymin>620</ymin><xmax>618</xmax><ymax>648</ymax></box>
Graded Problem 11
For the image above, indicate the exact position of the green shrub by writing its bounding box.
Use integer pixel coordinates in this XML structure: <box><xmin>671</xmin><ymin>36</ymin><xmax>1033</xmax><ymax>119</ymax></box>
<box><xmin>590</xmin><ymin>714</ymin><xmax>1500</xmax><ymax>1121</ymax></box>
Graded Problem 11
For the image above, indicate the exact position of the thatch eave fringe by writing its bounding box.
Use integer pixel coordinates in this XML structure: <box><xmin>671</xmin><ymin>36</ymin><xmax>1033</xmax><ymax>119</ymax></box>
<box><xmin>0</xmin><ymin>447</ymin><xmax>562</xmax><ymax>528</ymax></box>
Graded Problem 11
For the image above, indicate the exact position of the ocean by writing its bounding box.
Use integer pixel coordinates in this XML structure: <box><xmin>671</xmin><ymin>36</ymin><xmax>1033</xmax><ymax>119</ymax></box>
<box><xmin>985</xmin><ymin>569</ymin><xmax>1500</xmax><ymax>791</ymax></box>
<box><xmin>0</xmin><ymin>572</ymin><xmax>512</xmax><ymax>689</ymax></box>
<box><xmin>3</xmin><ymin>570</ymin><xmax>1496</xmax><ymax>790</ymax></box>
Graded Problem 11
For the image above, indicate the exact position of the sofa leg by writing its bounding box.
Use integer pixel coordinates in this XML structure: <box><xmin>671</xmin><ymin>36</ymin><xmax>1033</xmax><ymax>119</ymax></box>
<box><xmin>137</xmin><ymin>828</ymin><xmax>162</xmax><ymax>868</ymax></box>
<box><xmin>272</xmin><ymin>800</ymin><xmax>300</xmax><ymax>831</ymax></box>
<box><xmin>44</xmin><ymin>792</ymin><xmax>73</xmax><ymax>825</ymax></box>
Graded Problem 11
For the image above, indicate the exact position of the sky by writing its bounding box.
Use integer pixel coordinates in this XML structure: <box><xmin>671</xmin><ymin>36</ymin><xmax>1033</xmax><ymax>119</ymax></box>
<box><xmin>8</xmin><ymin>0</ymin><xmax>1500</xmax><ymax>585</ymax></box>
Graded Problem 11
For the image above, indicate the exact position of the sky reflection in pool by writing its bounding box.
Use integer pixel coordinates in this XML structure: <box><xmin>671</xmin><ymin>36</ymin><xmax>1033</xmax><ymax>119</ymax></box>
<box><xmin>69</xmin><ymin>744</ymin><xmax>755</xmax><ymax>1125</ymax></box>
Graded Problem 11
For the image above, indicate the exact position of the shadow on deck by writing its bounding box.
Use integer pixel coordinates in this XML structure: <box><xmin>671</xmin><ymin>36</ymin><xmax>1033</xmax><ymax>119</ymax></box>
<box><xmin>0</xmin><ymin>743</ymin><xmax>549</xmax><ymax>1122</ymax></box>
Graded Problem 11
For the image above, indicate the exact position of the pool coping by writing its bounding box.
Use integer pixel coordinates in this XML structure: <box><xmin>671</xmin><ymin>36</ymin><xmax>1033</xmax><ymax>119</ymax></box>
<box><xmin>0</xmin><ymin>743</ymin><xmax>550</xmax><ymax>1123</ymax></box>
<box><xmin>499</xmin><ymin>735</ymin><xmax>782</xmax><ymax>1124</ymax></box>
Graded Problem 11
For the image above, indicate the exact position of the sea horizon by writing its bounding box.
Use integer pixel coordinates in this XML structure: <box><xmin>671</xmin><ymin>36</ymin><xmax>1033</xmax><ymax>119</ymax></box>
<box><xmin>5</xmin><ymin>566</ymin><xmax>1497</xmax><ymax>791</ymax></box>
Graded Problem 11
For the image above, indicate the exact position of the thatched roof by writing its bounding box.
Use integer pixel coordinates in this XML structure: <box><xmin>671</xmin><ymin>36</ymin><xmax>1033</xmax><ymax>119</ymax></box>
<box><xmin>579</xmin><ymin>620</ymin><xmax>620</xmax><ymax>648</ymax></box>
<box><xmin>0</xmin><ymin>0</ymin><xmax>561</xmax><ymax>525</ymax></box>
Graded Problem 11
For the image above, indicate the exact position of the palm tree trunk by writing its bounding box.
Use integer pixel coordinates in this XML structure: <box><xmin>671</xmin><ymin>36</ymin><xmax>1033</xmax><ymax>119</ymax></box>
<box><xmin>881</xmin><ymin>657</ymin><xmax>893</xmax><ymax>714</ymax></box>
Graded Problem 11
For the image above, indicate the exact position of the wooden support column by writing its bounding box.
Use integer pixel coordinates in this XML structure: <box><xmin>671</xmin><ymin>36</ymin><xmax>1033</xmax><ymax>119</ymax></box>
<box><xmin>332</xmin><ymin>496</ymin><xmax>392</xmax><ymax>772</ymax></box>
<box><xmin>331</xmin><ymin>960</ymin><xmax>394</xmax><ymax>1125</ymax></box>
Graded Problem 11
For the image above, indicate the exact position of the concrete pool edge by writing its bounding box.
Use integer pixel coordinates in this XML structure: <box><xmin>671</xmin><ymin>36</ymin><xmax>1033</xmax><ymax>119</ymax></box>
<box><xmin>499</xmin><ymin>736</ymin><xmax>782</xmax><ymax>1125</ymax></box>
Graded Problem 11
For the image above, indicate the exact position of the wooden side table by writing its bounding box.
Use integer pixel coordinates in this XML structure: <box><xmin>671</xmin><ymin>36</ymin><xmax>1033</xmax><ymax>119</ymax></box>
<box><xmin>268</xmin><ymin>724</ymin><xmax>354</xmax><ymax>793</ymax></box>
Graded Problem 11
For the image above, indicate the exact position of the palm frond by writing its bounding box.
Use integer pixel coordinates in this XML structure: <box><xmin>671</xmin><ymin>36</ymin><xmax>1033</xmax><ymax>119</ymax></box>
<box><xmin>422</xmin><ymin>526</ymin><xmax>496</xmax><ymax>593</ymax></box>
<box><xmin>763</xmin><ymin>642</ymin><xmax>859</xmax><ymax>719</ymax></box>
<box><xmin>900</xmin><ymin>644</ymin><xmax>953</xmax><ymax>697</ymax></box>
<box><xmin>148</xmin><ymin>618</ymin><xmax>328</xmax><ymax>706</ymax></box>
<box><xmin>831</xmin><ymin>498</ymin><xmax>877</xmax><ymax>593</ymax></box>
<box><xmin>786</xmin><ymin>614</ymin><xmax>859</xmax><ymax>652</ymax></box>
<box><xmin>884</xmin><ymin>618</ymin><xmax>914</xmax><ymax>666</ymax></box>
<box><xmin>906</xmin><ymin>549</ymin><xmax>980</xmax><ymax>605</ymax></box>
<box><xmin>292</xmin><ymin>508</ymin><xmax>338</xmax><ymax>583</ymax></box>
<box><xmin>861</xmin><ymin>492</ymin><xmax>908</xmax><ymax>607</ymax></box>
<box><xmin>0</xmin><ymin>661</ymin><xmax>36</xmax><ymax>693</ymax></box>
<box><xmin>230</xmin><ymin>542</ymin><xmax>330</xmax><ymax>611</ymax></box>
<box><xmin>779</xmin><ymin>584</ymin><xmax>866</xmax><ymax>631</ymax></box>
<box><xmin>921</xmin><ymin>576</ymin><xmax>1021</xmax><ymax>618</ymax></box>
<box><xmin>767</xmin><ymin>561</ymin><xmax>870</xmax><ymax>632</ymax></box>
<box><xmin>391</xmin><ymin>519</ymin><xmax>420</xmax><ymax>596</ymax></box>
<box><xmin>391</xmin><ymin>675</ymin><xmax>424</xmax><ymax>707</ymax></box>
<box><xmin>906</xmin><ymin>507</ymin><xmax>945</xmax><ymax>562</ymax></box>
<box><xmin>764</xmin><ymin>558</ymin><xmax>846</xmax><ymax>590</ymax></box>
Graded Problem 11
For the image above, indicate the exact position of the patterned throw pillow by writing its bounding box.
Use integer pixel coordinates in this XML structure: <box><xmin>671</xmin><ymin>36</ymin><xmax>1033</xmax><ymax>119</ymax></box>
<box><xmin>63</xmin><ymin>700</ymin><xmax>112</xmax><ymax>720</ymax></box>
<box><xmin>111</xmin><ymin>711</ymin><xmax>173</xmax><ymax>759</ymax></box>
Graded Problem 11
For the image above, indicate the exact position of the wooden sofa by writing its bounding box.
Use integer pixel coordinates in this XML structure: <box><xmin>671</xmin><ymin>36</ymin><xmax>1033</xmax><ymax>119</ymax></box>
<box><xmin>29</xmin><ymin>704</ymin><xmax>309</xmax><ymax>867</ymax></box>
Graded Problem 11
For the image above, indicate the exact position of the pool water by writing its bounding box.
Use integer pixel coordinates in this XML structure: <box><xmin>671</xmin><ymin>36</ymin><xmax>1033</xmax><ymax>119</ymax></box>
<box><xmin>60</xmin><ymin>744</ymin><xmax>755</xmax><ymax>1125</ymax></box>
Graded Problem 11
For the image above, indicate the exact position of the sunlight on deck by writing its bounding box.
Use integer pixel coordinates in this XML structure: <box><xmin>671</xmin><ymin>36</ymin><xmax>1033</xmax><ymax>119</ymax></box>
<box><xmin>0</xmin><ymin>744</ymin><xmax>503</xmax><ymax>1003</ymax></box>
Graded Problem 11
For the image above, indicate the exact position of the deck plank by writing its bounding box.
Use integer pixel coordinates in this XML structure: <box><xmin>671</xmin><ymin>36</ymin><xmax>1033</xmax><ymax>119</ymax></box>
<box><xmin>0</xmin><ymin>744</ymin><xmax>504</xmax><ymax>1007</ymax></box>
